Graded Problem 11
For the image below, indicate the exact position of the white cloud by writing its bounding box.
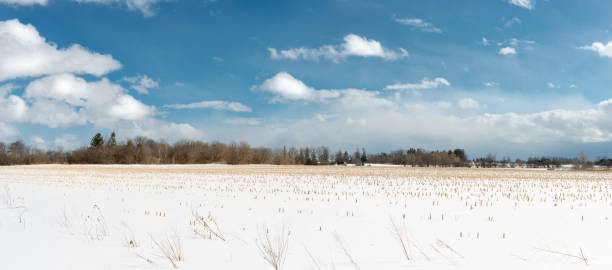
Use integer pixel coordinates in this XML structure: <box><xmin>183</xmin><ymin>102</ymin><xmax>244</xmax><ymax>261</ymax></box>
<box><xmin>53</xmin><ymin>134</ymin><xmax>79</xmax><ymax>150</ymax></box>
<box><xmin>499</xmin><ymin>47</ymin><xmax>517</xmax><ymax>55</ymax></box>
<box><xmin>580</xmin><ymin>42</ymin><xmax>612</xmax><ymax>58</ymax></box>
<box><xmin>74</xmin><ymin>0</ymin><xmax>166</xmax><ymax>17</ymax></box>
<box><xmin>491</xmin><ymin>38</ymin><xmax>535</xmax><ymax>52</ymax></box>
<box><xmin>0</xmin><ymin>122</ymin><xmax>19</xmax><ymax>139</ymax></box>
<box><xmin>569</xmin><ymin>84</ymin><xmax>577</xmax><ymax>88</ymax></box>
<box><xmin>0</xmin><ymin>83</ymin><xmax>17</xmax><ymax>96</ymax></box>
<box><xmin>0</xmin><ymin>20</ymin><xmax>202</xmax><ymax>142</ymax></box>
<box><xmin>474</xmin><ymin>99</ymin><xmax>612</xmax><ymax>143</ymax></box>
<box><xmin>253</xmin><ymin>72</ymin><xmax>340</xmax><ymax>102</ymax></box>
<box><xmin>508</xmin><ymin>0</ymin><xmax>534</xmax><ymax>10</ymax></box>
<box><xmin>483</xmin><ymin>81</ymin><xmax>499</xmax><ymax>88</ymax></box>
<box><xmin>0</xmin><ymin>84</ymin><xmax>28</xmax><ymax>122</ymax></box>
<box><xmin>385</xmin><ymin>77</ymin><xmax>450</xmax><ymax>92</ymax></box>
<box><xmin>212</xmin><ymin>56</ymin><xmax>223</xmax><ymax>62</ymax></box>
<box><xmin>253</xmin><ymin>72</ymin><xmax>394</xmax><ymax>110</ymax></box>
<box><xmin>27</xmin><ymin>98</ymin><xmax>85</xmax><ymax>127</ymax></box>
<box><xmin>457</xmin><ymin>98</ymin><xmax>480</xmax><ymax>109</ymax></box>
<box><xmin>123</xmin><ymin>74</ymin><xmax>159</xmax><ymax>94</ymax></box>
<box><xmin>394</xmin><ymin>17</ymin><xmax>442</xmax><ymax>33</ymax></box>
<box><xmin>0</xmin><ymin>0</ymin><xmax>46</xmax><ymax>5</ymax></box>
<box><xmin>114</xmin><ymin>118</ymin><xmax>203</xmax><ymax>141</ymax></box>
<box><xmin>268</xmin><ymin>34</ymin><xmax>408</xmax><ymax>62</ymax></box>
<box><xmin>29</xmin><ymin>135</ymin><xmax>46</xmax><ymax>150</ymax></box>
<box><xmin>438</xmin><ymin>101</ymin><xmax>453</xmax><ymax>108</ymax></box>
<box><xmin>504</xmin><ymin>17</ymin><xmax>522</xmax><ymax>27</ymax></box>
<box><xmin>547</xmin><ymin>82</ymin><xmax>560</xmax><ymax>89</ymax></box>
<box><xmin>315</xmin><ymin>113</ymin><xmax>329</xmax><ymax>122</ymax></box>
<box><xmin>24</xmin><ymin>73</ymin><xmax>155</xmax><ymax>128</ymax></box>
<box><xmin>225</xmin><ymin>117</ymin><xmax>261</xmax><ymax>126</ymax></box>
<box><xmin>255</xmin><ymin>72</ymin><xmax>315</xmax><ymax>101</ymax></box>
<box><xmin>0</xmin><ymin>19</ymin><xmax>121</xmax><ymax>81</ymax></box>
<box><xmin>217</xmin><ymin>95</ymin><xmax>612</xmax><ymax>157</ymax></box>
<box><xmin>504</xmin><ymin>38</ymin><xmax>535</xmax><ymax>47</ymax></box>
<box><xmin>336</xmin><ymin>89</ymin><xmax>395</xmax><ymax>110</ymax></box>
<box><xmin>109</xmin><ymin>95</ymin><xmax>154</xmax><ymax>120</ymax></box>
<box><xmin>164</xmin><ymin>100</ymin><xmax>252</xmax><ymax>112</ymax></box>
<box><xmin>481</xmin><ymin>37</ymin><xmax>490</xmax><ymax>46</ymax></box>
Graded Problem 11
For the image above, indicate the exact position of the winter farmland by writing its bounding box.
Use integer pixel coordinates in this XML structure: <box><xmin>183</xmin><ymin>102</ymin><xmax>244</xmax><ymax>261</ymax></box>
<box><xmin>1</xmin><ymin>165</ymin><xmax>611</xmax><ymax>269</ymax></box>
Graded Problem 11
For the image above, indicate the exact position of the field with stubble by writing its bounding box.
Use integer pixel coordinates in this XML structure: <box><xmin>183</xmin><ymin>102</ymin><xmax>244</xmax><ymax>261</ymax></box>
<box><xmin>1</xmin><ymin>165</ymin><xmax>611</xmax><ymax>269</ymax></box>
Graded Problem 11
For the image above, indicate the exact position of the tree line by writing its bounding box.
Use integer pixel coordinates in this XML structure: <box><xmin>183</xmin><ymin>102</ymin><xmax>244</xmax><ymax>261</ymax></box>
<box><xmin>470</xmin><ymin>153</ymin><xmax>611</xmax><ymax>169</ymax></box>
<box><xmin>0</xmin><ymin>132</ymin><xmax>470</xmax><ymax>166</ymax></box>
<box><xmin>1</xmin><ymin>132</ymin><xmax>608</xmax><ymax>168</ymax></box>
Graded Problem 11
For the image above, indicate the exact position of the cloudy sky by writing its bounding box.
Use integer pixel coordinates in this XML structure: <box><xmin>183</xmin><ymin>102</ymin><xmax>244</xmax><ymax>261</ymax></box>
<box><xmin>1</xmin><ymin>0</ymin><xmax>612</xmax><ymax>158</ymax></box>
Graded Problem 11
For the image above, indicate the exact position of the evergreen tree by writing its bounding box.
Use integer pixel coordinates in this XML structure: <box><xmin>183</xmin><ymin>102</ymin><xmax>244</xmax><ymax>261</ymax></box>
<box><xmin>334</xmin><ymin>151</ymin><xmax>344</xmax><ymax>164</ymax></box>
<box><xmin>361</xmin><ymin>148</ymin><xmax>367</xmax><ymax>164</ymax></box>
<box><xmin>343</xmin><ymin>151</ymin><xmax>350</xmax><ymax>163</ymax></box>
<box><xmin>90</xmin><ymin>133</ymin><xmax>104</xmax><ymax>148</ymax></box>
<box><xmin>107</xmin><ymin>131</ymin><xmax>117</xmax><ymax>147</ymax></box>
<box><xmin>453</xmin><ymin>149</ymin><xmax>467</xmax><ymax>162</ymax></box>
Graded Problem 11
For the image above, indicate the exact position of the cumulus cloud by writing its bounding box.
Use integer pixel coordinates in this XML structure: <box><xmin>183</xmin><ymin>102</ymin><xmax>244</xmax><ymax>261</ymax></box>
<box><xmin>0</xmin><ymin>83</ymin><xmax>25</xmax><ymax>139</ymax></box>
<box><xmin>114</xmin><ymin>118</ymin><xmax>203</xmax><ymax>140</ymax></box>
<box><xmin>394</xmin><ymin>17</ymin><xmax>441</xmax><ymax>33</ymax></box>
<box><xmin>27</xmin><ymin>98</ymin><xmax>85</xmax><ymax>127</ymax></box>
<box><xmin>29</xmin><ymin>135</ymin><xmax>46</xmax><ymax>150</ymax></box>
<box><xmin>123</xmin><ymin>74</ymin><xmax>159</xmax><ymax>94</ymax></box>
<box><xmin>53</xmin><ymin>134</ymin><xmax>79</xmax><ymax>150</ymax></box>
<box><xmin>74</xmin><ymin>0</ymin><xmax>167</xmax><ymax>17</ymax></box>
<box><xmin>0</xmin><ymin>84</ymin><xmax>28</xmax><ymax>122</ymax></box>
<box><xmin>268</xmin><ymin>34</ymin><xmax>408</xmax><ymax>62</ymax></box>
<box><xmin>0</xmin><ymin>19</ymin><xmax>202</xmax><ymax>142</ymax></box>
<box><xmin>24</xmin><ymin>73</ymin><xmax>155</xmax><ymax>128</ymax></box>
<box><xmin>475</xmin><ymin>99</ymin><xmax>612</xmax><ymax>143</ymax></box>
<box><xmin>0</xmin><ymin>83</ymin><xmax>16</xmax><ymax>96</ymax></box>
<box><xmin>164</xmin><ymin>100</ymin><xmax>252</xmax><ymax>112</ymax></box>
<box><xmin>0</xmin><ymin>0</ymin><xmax>45</xmax><ymax>5</ymax></box>
<box><xmin>253</xmin><ymin>72</ymin><xmax>395</xmax><ymax>111</ymax></box>
<box><xmin>384</xmin><ymin>77</ymin><xmax>450</xmax><ymax>92</ymax></box>
<box><xmin>457</xmin><ymin>98</ymin><xmax>480</xmax><ymax>109</ymax></box>
<box><xmin>0</xmin><ymin>122</ymin><xmax>19</xmax><ymax>139</ymax></box>
<box><xmin>580</xmin><ymin>41</ymin><xmax>612</xmax><ymax>58</ymax></box>
<box><xmin>253</xmin><ymin>72</ymin><xmax>340</xmax><ymax>102</ymax></box>
<box><xmin>214</xmin><ymin>95</ymin><xmax>612</xmax><ymax>158</ymax></box>
<box><xmin>0</xmin><ymin>19</ymin><xmax>121</xmax><ymax>81</ymax></box>
<box><xmin>508</xmin><ymin>0</ymin><xmax>534</xmax><ymax>10</ymax></box>
<box><xmin>499</xmin><ymin>47</ymin><xmax>517</xmax><ymax>55</ymax></box>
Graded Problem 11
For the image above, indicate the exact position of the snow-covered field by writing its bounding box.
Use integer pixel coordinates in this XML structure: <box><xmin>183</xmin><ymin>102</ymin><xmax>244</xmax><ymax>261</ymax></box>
<box><xmin>1</xmin><ymin>165</ymin><xmax>611</xmax><ymax>270</ymax></box>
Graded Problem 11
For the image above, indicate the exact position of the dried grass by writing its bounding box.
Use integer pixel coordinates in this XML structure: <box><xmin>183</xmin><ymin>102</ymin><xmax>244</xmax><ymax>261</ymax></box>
<box><xmin>256</xmin><ymin>226</ymin><xmax>290</xmax><ymax>270</ymax></box>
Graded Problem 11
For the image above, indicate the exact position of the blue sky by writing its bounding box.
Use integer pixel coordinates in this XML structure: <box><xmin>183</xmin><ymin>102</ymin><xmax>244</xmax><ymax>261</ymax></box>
<box><xmin>1</xmin><ymin>0</ymin><xmax>612</xmax><ymax>158</ymax></box>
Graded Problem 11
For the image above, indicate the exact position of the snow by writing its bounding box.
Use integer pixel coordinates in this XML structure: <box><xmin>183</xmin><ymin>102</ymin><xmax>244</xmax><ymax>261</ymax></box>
<box><xmin>1</xmin><ymin>165</ymin><xmax>611</xmax><ymax>269</ymax></box>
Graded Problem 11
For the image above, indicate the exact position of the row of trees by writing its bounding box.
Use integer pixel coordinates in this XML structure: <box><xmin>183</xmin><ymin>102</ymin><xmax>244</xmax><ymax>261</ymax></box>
<box><xmin>0</xmin><ymin>132</ymin><xmax>469</xmax><ymax>166</ymax></box>
<box><xmin>596</xmin><ymin>158</ymin><xmax>612</xmax><ymax>168</ymax></box>
<box><xmin>2</xmin><ymin>132</ymin><xmax>608</xmax><ymax>169</ymax></box>
<box><xmin>470</xmin><ymin>153</ymin><xmax>608</xmax><ymax>169</ymax></box>
<box><xmin>471</xmin><ymin>155</ymin><xmax>577</xmax><ymax>168</ymax></box>
<box><xmin>366</xmin><ymin>148</ymin><xmax>468</xmax><ymax>167</ymax></box>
